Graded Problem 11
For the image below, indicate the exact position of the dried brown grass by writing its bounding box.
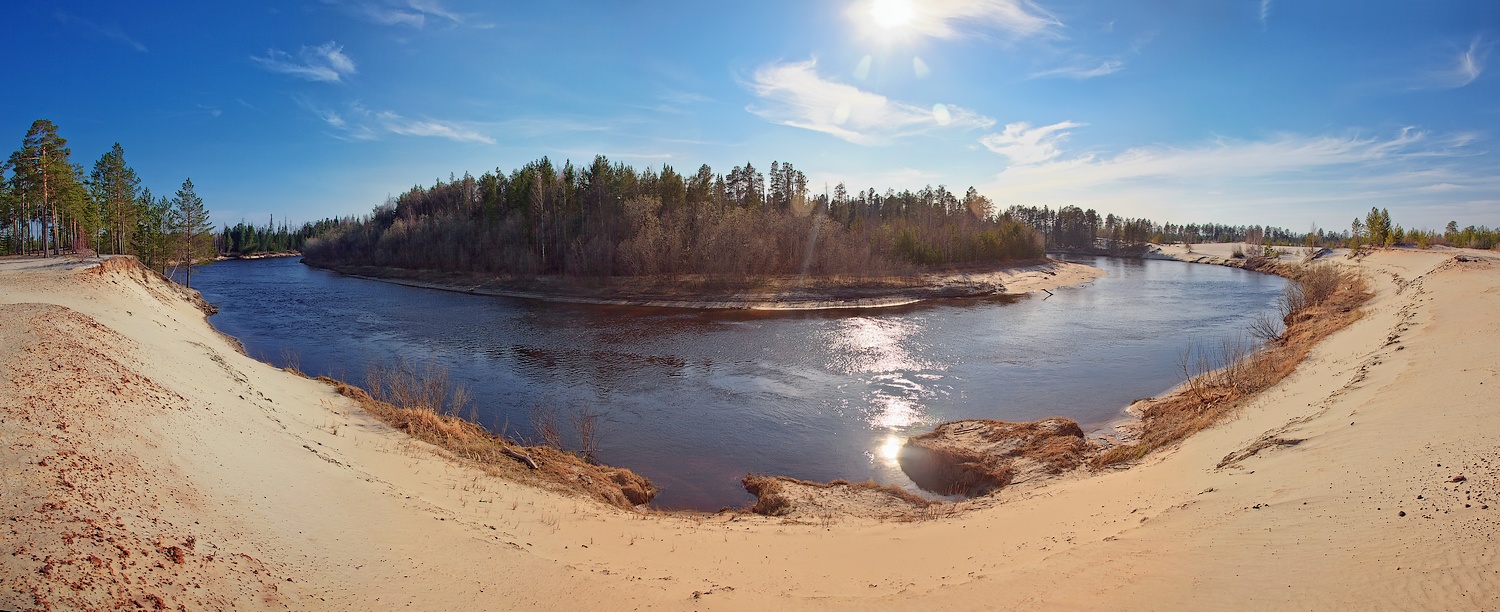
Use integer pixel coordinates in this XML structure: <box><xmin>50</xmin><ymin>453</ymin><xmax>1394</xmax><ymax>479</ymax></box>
<box><xmin>740</xmin><ymin>475</ymin><xmax>937</xmax><ymax>516</ymax></box>
<box><xmin>319</xmin><ymin>365</ymin><xmax>656</xmax><ymax>508</ymax></box>
<box><xmin>1092</xmin><ymin>266</ymin><xmax>1370</xmax><ymax>467</ymax></box>
<box><xmin>898</xmin><ymin>418</ymin><xmax>1086</xmax><ymax>496</ymax></box>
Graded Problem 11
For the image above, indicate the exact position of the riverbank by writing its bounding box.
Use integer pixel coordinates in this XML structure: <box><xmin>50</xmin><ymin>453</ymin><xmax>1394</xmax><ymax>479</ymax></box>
<box><xmin>302</xmin><ymin>258</ymin><xmax>1103</xmax><ymax>310</ymax></box>
<box><xmin>3</xmin><ymin>249</ymin><xmax>1497</xmax><ymax>608</ymax></box>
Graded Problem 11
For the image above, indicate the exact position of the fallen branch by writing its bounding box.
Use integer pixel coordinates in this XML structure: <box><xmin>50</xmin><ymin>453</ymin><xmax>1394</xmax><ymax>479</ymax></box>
<box><xmin>501</xmin><ymin>446</ymin><xmax>539</xmax><ymax>470</ymax></box>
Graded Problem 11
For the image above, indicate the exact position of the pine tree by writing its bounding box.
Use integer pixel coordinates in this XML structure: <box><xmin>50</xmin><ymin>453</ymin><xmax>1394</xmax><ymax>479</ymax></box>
<box><xmin>171</xmin><ymin>178</ymin><xmax>213</xmax><ymax>287</ymax></box>
<box><xmin>90</xmin><ymin>143</ymin><xmax>142</xmax><ymax>255</ymax></box>
<box><xmin>9</xmin><ymin>120</ymin><xmax>81</xmax><ymax>256</ymax></box>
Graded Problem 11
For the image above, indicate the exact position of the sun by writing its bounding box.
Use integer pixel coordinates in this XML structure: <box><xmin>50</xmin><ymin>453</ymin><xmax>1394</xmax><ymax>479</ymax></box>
<box><xmin>869</xmin><ymin>0</ymin><xmax>915</xmax><ymax>30</ymax></box>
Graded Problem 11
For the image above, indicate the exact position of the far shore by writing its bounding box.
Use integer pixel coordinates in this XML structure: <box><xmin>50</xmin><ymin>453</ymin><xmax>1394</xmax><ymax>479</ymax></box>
<box><xmin>299</xmin><ymin>257</ymin><xmax>1105</xmax><ymax>310</ymax></box>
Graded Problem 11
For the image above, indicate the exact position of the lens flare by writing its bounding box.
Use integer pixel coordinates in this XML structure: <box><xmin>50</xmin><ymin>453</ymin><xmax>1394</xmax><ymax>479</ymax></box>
<box><xmin>933</xmin><ymin>103</ymin><xmax>951</xmax><ymax>126</ymax></box>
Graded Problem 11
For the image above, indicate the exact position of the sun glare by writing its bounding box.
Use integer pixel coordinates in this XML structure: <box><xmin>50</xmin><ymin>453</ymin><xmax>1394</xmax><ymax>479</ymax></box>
<box><xmin>879</xmin><ymin>436</ymin><xmax>902</xmax><ymax>461</ymax></box>
<box><xmin>869</xmin><ymin>0</ymin><xmax>915</xmax><ymax>29</ymax></box>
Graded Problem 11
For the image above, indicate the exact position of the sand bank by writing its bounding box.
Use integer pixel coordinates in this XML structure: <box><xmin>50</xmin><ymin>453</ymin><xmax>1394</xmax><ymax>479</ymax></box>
<box><xmin>305</xmin><ymin>258</ymin><xmax>1104</xmax><ymax>310</ymax></box>
<box><xmin>2</xmin><ymin>249</ymin><xmax>1496</xmax><ymax>609</ymax></box>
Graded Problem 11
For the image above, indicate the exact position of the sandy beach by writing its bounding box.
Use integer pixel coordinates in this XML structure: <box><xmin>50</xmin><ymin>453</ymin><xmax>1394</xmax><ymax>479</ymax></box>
<box><xmin>309</xmin><ymin>258</ymin><xmax>1104</xmax><ymax>311</ymax></box>
<box><xmin>2</xmin><ymin>248</ymin><xmax>1496</xmax><ymax>610</ymax></box>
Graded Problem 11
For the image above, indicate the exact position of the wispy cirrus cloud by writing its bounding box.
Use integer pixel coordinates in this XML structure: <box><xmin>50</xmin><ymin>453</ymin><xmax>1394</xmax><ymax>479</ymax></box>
<box><xmin>53</xmin><ymin>11</ymin><xmax>147</xmax><ymax>53</ymax></box>
<box><xmin>1030</xmin><ymin>59</ymin><xmax>1123</xmax><ymax>79</ymax></box>
<box><xmin>313</xmin><ymin>103</ymin><xmax>493</xmax><ymax>144</ymax></box>
<box><xmin>980</xmin><ymin>121</ymin><xmax>1084</xmax><ymax>165</ymax></box>
<box><xmin>746</xmin><ymin>59</ymin><xmax>993</xmax><ymax>146</ymax></box>
<box><xmin>252</xmin><ymin>42</ymin><xmax>356</xmax><ymax>83</ymax></box>
<box><xmin>1412</xmin><ymin>36</ymin><xmax>1490</xmax><ymax>90</ymax></box>
<box><xmin>334</xmin><ymin>0</ymin><xmax>471</xmax><ymax>28</ymax></box>
<box><xmin>848</xmin><ymin>0</ymin><xmax>1061</xmax><ymax>40</ymax></box>
<box><xmin>1449</xmin><ymin>37</ymin><xmax>1488</xmax><ymax>88</ymax></box>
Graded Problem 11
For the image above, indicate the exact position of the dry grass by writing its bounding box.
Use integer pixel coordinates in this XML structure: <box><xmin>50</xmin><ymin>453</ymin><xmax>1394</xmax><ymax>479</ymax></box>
<box><xmin>319</xmin><ymin>363</ymin><xmax>656</xmax><ymax>508</ymax></box>
<box><xmin>898</xmin><ymin>418</ymin><xmax>1086</xmax><ymax>496</ymax></box>
<box><xmin>739</xmin><ymin>475</ymin><xmax>937</xmax><ymax>517</ymax></box>
<box><xmin>741</xmin><ymin>475</ymin><xmax>793</xmax><ymax>516</ymax></box>
<box><xmin>1092</xmin><ymin>265</ymin><xmax>1370</xmax><ymax>467</ymax></box>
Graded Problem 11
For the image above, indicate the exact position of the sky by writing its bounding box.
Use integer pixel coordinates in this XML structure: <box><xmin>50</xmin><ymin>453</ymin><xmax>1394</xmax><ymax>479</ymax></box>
<box><xmin>3</xmin><ymin>0</ymin><xmax>1497</xmax><ymax>232</ymax></box>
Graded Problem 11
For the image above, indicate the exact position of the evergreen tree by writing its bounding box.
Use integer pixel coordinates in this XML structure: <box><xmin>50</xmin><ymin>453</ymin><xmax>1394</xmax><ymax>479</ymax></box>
<box><xmin>0</xmin><ymin>159</ymin><xmax>14</xmax><ymax>254</ymax></box>
<box><xmin>171</xmin><ymin>178</ymin><xmax>213</xmax><ymax>287</ymax></box>
<box><xmin>9</xmin><ymin>120</ymin><xmax>81</xmax><ymax>256</ymax></box>
<box><xmin>89</xmin><ymin>143</ymin><xmax>142</xmax><ymax>255</ymax></box>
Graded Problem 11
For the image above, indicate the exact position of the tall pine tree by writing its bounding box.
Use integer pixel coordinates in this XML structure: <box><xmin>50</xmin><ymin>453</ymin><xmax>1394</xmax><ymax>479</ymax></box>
<box><xmin>90</xmin><ymin>143</ymin><xmax>142</xmax><ymax>255</ymax></box>
<box><xmin>171</xmin><ymin>178</ymin><xmax>212</xmax><ymax>287</ymax></box>
<box><xmin>9</xmin><ymin>120</ymin><xmax>80</xmax><ymax>256</ymax></box>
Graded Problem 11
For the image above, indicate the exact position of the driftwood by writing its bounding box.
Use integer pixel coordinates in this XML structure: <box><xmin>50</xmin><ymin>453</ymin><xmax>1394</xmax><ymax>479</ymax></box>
<box><xmin>501</xmin><ymin>445</ymin><xmax>539</xmax><ymax>470</ymax></box>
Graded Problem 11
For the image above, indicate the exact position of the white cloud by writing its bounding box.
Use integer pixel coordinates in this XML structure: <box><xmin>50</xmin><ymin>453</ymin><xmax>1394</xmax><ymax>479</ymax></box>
<box><xmin>982</xmin><ymin>127</ymin><xmax>1499</xmax><ymax>228</ymax></box>
<box><xmin>1451</xmin><ymin>37</ymin><xmax>1487</xmax><ymax>88</ymax></box>
<box><xmin>849</xmin><ymin>0</ymin><xmax>1061</xmax><ymax>40</ymax></box>
<box><xmin>342</xmin><ymin>0</ymin><xmax>466</xmax><ymax>28</ymax></box>
<box><xmin>1259</xmin><ymin>0</ymin><xmax>1272</xmax><ymax>27</ymax></box>
<box><xmin>980</xmin><ymin>121</ymin><xmax>1083</xmax><ymax>165</ymax></box>
<box><xmin>375</xmin><ymin>111</ymin><xmax>494</xmax><ymax>143</ymax></box>
<box><xmin>313</xmin><ymin>104</ymin><xmax>493</xmax><ymax>144</ymax></box>
<box><xmin>1030</xmin><ymin>59</ymin><xmax>1123</xmax><ymax>79</ymax></box>
<box><xmin>746</xmin><ymin>59</ymin><xmax>993</xmax><ymax>146</ymax></box>
<box><xmin>1416</xmin><ymin>37</ymin><xmax>1490</xmax><ymax>90</ymax></box>
<box><xmin>251</xmin><ymin>42</ymin><xmax>356</xmax><ymax>83</ymax></box>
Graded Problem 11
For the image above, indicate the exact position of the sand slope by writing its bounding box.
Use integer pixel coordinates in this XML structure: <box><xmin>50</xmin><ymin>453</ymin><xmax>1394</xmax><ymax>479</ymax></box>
<box><xmin>2</xmin><ymin>250</ymin><xmax>1496</xmax><ymax>610</ymax></box>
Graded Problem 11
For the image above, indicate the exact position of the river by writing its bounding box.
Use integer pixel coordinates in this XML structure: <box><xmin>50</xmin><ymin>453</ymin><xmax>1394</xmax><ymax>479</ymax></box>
<box><xmin>180</xmin><ymin>255</ymin><xmax>1286</xmax><ymax>509</ymax></box>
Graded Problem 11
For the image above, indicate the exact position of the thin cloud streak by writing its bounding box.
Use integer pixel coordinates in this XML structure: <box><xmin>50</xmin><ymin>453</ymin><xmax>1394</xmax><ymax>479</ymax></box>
<box><xmin>746</xmin><ymin>59</ymin><xmax>993</xmax><ymax>145</ymax></box>
<box><xmin>314</xmin><ymin>103</ymin><xmax>493</xmax><ymax>144</ymax></box>
<box><xmin>1031</xmin><ymin>60</ymin><xmax>1123</xmax><ymax>79</ymax></box>
<box><xmin>251</xmin><ymin>42</ymin><xmax>356</xmax><ymax>83</ymax></box>
<box><xmin>1453</xmin><ymin>37</ymin><xmax>1487</xmax><ymax>87</ymax></box>
<box><xmin>53</xmin><ymin>11</ymin><xmax>148</xmax><ymax>53</ymax></box>
<box><xmin>338</xmin><ymin>0</ymin><xmax>467</xmax><ymax>28</ymax></box>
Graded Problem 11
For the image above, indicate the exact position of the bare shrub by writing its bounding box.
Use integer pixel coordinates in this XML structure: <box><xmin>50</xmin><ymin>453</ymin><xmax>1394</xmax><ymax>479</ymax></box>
<box><xmin>572</xmin><ymin>405</ymin><xmax>603</xmax><ymax>460</ymax></box>
<box><xmin>364</xmin><ymin>358</ymin><xmax>468</xmax><ymax>415</ymax></box>
<box><xmin>1248</xmin><ymin>311</ymin><xmax>1284</xmax><ymax>343</ymax></box>
<box><xmin>279</xmin><ymin>347</ymin><xmax>302</xmax><ymax>375</ymax></box>
<box><xmin>530</xmin><ymin>404</ymin><xmax>563</xmax><ymax>449</ymax></box>
<box><xmin>1295</xmin><ymin>264</ymin><xmax>1341</xmax><ymax>307</ymax></box>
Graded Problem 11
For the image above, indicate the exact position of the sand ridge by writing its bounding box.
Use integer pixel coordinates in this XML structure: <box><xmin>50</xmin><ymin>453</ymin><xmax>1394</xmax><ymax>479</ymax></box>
<box><xmin>2</xmin><ymin>250</ymin><xmax>1496</xmax><ymax>609</ymax></box>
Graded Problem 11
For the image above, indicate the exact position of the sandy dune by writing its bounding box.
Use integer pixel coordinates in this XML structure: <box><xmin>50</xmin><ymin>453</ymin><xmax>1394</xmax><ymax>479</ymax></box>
<box><xmin>2</xmin><ymin>249</ymin><xmax>1496</xmax><ymax>610</ymax></box>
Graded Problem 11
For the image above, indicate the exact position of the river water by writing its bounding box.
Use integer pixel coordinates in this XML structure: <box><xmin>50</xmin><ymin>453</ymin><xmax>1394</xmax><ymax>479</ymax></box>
<box><xmin>181</xmin><ymin>256</ymin><xmax>1285</xmax><ymax>509</ymax></box>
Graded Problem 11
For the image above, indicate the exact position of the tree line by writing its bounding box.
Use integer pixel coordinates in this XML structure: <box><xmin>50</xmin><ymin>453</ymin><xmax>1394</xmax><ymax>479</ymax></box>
<box><xmin>217</xmin><ymin>217</ymin><xmax>345</xmax><ymax>257</ymax></box>
<box><xmin>303</xmin><ymin>155</ymin><xmax>1044</xmax><ymax>277</ymax></box>
<box><xmin>1004</xmin><ymin>203</ymin><xmax>1498</xmax><ymax>252</ymax></box>
<box><xmin>1</xmin><ymin>119</ymin><xmax>215</xmax><ymax>284</ymax></box>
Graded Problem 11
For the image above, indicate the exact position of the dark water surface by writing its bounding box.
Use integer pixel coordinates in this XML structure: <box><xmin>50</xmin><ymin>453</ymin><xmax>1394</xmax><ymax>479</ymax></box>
<box><xmin>181</xmin><ymin>256</ymin><xmax>1285</xmax><ymax>509</ymax></box>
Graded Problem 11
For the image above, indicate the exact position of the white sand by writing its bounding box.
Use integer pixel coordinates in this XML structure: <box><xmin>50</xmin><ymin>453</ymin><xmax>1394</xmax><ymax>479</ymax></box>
<box><xmin>2</xmin><ymin>249</ymin><xmax>1496</xmax><ymax>609</ymax></box>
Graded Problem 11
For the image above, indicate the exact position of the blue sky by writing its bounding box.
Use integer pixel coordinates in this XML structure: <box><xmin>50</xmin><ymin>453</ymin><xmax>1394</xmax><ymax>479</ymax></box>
<box><xmin>4</xmin><ymin>0</ymin><xmax>1496</xmax><ymax>232</ymax></box>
